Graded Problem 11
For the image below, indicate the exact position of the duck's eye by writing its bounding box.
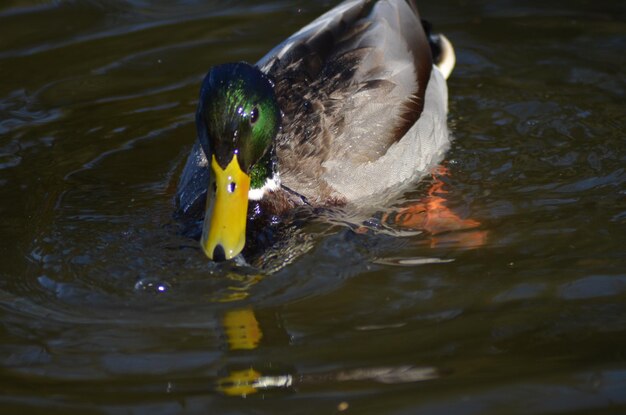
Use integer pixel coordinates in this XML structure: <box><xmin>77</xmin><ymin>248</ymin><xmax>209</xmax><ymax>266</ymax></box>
<box><xmin>249</xmin><ymin>106</ymin><xmax>259</xmax><ymax>125</ymax></box>
<box><xmin>227</xmin><ymin>182</ymin><xmax>236</xmax><ymax>193</ymax></box>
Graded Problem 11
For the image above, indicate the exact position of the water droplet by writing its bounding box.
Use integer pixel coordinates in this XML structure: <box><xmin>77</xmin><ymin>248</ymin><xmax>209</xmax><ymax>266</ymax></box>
<box><xmin>134</xmin><ymin>278</ymin><xmax>171</xmax><ymax>294</ymax></box>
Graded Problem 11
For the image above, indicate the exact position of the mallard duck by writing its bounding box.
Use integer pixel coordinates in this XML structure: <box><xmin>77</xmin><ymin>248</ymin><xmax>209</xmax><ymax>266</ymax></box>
<box><xmin>176</xmin><ymin>0</ymin><xmax>456</xmax><ymax>261</ymax></box>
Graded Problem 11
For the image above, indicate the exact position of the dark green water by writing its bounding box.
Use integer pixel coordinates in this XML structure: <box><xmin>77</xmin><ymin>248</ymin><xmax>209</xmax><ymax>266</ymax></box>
<box><xmin>1</xmin><ymin>0</ymin><xmax>625</xmax><ymax>413</ymax></box>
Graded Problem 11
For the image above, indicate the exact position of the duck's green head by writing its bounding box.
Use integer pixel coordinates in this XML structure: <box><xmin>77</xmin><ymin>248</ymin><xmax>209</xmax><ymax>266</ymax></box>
<box><xmin>196</xmin><ymin>62</ymin><xmax>281</xmax><ymax>261</ymax></box>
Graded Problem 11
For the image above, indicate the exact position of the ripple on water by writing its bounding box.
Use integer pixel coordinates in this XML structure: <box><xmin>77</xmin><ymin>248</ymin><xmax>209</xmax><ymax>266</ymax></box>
<box><xmin>0</xmin><ymin>89</ymin><xmax>61</xmax><ymax>135</ymax></box>
<box><xmin>1</xmin><ymin>0</ymin><xmax>625</xmax><ymax>412</ymax></box>
<box><xmin>559</xmin><ymin>275</ymin><xmax>626</xmax><ymax>300</ymax></box>
<box><xmin>493</xmin><ymin>283</ymin><xmax>548</xmax><ymax>303</ymax></box>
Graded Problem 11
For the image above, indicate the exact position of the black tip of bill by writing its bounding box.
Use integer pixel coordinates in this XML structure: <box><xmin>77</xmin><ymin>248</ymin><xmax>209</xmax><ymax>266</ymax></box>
<box><xmin>213</xmin><ymin>244</ymin><xmax>227</xmax><ymax>262</ymax></box>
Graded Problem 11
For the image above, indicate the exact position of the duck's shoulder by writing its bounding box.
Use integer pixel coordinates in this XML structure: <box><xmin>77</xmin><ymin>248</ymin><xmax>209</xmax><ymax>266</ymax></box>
<box><xmin>257</xmin><ymin>0</ymin><xmax>432</xmax><ymax>103</ymax></box>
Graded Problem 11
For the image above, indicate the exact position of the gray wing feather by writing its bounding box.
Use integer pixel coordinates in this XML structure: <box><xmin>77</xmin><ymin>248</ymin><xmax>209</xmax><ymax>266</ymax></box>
<box><xmin>257</xmin><ymin>0</ymin><xmax>435</xmax><ymax>202</ymax></box>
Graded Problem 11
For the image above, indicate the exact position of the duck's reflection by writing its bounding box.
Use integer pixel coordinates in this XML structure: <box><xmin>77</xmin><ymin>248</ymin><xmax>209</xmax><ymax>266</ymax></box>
<box><xmin>217</xmin><ymin>307</ymin><xmax>294</xmax><ymax>397</ymax></box>
<box><xmin>216</xmin><ymin>308</ymin><xmax>441</xmax><ymax>397</ymax></box>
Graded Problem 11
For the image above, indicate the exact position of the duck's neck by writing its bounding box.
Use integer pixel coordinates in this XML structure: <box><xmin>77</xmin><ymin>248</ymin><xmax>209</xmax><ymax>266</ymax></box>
<box><xmin>247</xmin><ymin>144</ymin><xmax>278</xmax><ymax>197</ymax></box>
<box><xmin>248</xmin><ymin>171</ymin><xmax>281</xmax><ymax>201</ymax></box>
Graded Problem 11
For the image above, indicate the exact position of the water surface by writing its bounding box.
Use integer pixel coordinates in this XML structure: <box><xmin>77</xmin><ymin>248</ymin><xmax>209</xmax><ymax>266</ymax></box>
<box><xmin>1</xmin><ymin>0</ymin><xmax>625</xmax><ymax>413</ymax></box>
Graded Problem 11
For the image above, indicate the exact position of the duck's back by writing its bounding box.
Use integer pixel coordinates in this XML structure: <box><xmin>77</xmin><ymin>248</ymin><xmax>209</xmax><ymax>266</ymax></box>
<box><xmin>257</xmin><ymin>0</ymin><xmax>452</xmax><ymax>205</ymax></box>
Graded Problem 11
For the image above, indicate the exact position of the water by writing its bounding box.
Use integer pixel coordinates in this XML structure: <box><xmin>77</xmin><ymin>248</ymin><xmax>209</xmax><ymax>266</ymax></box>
<box><xmin>1</xmin><ymin>0</ymin><xmax>625</xmax><ymax>413</ymax></box>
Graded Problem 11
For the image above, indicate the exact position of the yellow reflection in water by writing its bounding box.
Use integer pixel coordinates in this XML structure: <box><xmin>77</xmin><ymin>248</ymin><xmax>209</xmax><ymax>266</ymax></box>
<box><xmin>218</xmin><ymin>308</ymin><xmax>279</xmax><ymax>397</ymax></box>
<box><xmin>223</xmin><ymin>308</ymin><xmax>263</xmax><ymax>350</ymax></box>
<box><xmin>215</xmin><ymin>272</ymin><xmax>263</xmax><ymax>302</ymax></box>
<box><xmin>217</xmin><ymin>367</ymin><xmax>262</xmax><ymax>397</ymax></box>
<box><xmin>217</xmin><ymin>308</ymin><xmax>265</xmax><ymax>396</ymax></box>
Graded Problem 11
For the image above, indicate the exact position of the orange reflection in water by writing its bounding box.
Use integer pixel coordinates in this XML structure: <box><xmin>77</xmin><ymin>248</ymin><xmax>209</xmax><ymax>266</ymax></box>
<box><xmin>382</xmin><ymin>166</ymin><xmax>487</xmax><ymax>249</ymax></box>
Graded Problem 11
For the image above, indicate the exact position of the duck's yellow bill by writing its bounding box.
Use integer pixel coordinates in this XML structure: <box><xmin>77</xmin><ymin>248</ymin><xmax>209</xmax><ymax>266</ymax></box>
<box><xmin>201</xmin><ymin>154</ymin><xmax>250</xmax><ymax>261</ymax></box>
